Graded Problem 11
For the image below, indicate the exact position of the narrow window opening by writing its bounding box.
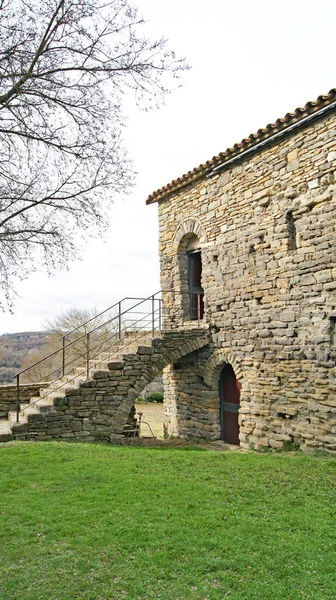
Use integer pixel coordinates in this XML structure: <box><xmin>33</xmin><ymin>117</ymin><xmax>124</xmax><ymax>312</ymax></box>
<box><xmin>286</xmin><ymin>211</ymin><xmax>297</xmax><ymax>251</ymax></box>
<box><xmin>330</xmin><ymin>317</ymin><xmax>336</xmax><ymax>345</ymax></box>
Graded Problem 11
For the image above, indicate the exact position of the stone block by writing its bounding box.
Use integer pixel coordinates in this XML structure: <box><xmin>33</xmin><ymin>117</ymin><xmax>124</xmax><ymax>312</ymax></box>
<box><xmin>108</xmin><ymin>362</ymin><xmax>124</xmax><ymax>370</ymax></box>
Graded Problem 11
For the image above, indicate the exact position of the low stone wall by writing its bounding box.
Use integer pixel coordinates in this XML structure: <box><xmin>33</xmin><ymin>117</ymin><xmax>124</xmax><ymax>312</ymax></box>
<box><xmin>0</xmin><ymin>384</ymin><xmax>48</xmax><ymax>418</ymax></box>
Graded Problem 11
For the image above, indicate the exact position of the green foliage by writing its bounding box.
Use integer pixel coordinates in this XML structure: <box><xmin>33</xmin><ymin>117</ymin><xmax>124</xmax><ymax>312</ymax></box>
<box><xmin>312</xmin><ymin>448</ymin><xmax>336</xmax><ymax>458</ymax></box>
<box><xmin>1</xmin><ymin>443</ymin><xmax>336</xmax><ymax>600</ymax></box>
<box><xmin>146</xmin><ymin>391</ymin><xmax>164</xmax><ymax>403</ymax></box>
<box><xmin>281</xmin><ymin>440</ymin><xmax>301</xmax><ymax>452</ymax></box>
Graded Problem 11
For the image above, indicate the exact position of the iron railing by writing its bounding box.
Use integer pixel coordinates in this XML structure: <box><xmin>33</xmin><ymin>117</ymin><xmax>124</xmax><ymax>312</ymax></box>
<box><xmin>13</xmin><ymin>289</ymin><xmax>206</xmax><ymax>423</ymax></box>
<box><xmin>14</xmin><ymin>292</ymin><xmax>162</xmax><ymax>422</ymax></box>
<box><xmin>190</xmin><ymin>292</ymin><xmax>204</xmax><ymax>323</ymax></box>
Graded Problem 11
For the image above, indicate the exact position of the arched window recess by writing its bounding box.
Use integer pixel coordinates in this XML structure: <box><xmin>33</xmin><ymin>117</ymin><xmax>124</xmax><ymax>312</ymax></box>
<box><xmin>187</xmin><ymin>244</ymin><xmax>204</xmax><ymax>321</ymax></box>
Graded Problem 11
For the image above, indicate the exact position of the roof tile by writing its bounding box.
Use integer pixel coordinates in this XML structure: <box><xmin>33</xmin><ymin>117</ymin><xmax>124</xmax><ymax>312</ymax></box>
<box><xmin>146</xmin><ymin>88</ymin><xmax>336</xmax><ymax>204</ymax></box>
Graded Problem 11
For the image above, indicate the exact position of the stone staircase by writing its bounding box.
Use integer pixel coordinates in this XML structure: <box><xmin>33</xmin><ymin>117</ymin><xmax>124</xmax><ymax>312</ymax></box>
<box><xmin>0</xmin><ymin>329</ymin><xmax>209</xmax><ymax>444</ymax></box>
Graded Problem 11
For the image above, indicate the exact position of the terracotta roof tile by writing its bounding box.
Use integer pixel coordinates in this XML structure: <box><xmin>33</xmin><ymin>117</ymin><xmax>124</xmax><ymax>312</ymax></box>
<box><xmin>146</xmin><ymin>88</ymin><xmax>336</xmax><ymax>204</ymax></box>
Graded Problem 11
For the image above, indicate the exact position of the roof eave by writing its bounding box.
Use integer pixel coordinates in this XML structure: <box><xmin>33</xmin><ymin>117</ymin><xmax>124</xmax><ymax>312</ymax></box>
<box><xmin>146</xmin><ymin>88</ymin><xmax>336</xmax><ymax>205</ymax></box>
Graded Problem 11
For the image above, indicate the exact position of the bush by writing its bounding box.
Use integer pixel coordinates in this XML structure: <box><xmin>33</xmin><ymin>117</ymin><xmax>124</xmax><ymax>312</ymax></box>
<box><xmin>282</xmin><ymin>440</ymin><xmax>301</xmax><ymax>452</ymax></box>
<box><xmin>147</xmin><ymin>392</ymin><xmax>164</xmax><ymax>403</ymax></box>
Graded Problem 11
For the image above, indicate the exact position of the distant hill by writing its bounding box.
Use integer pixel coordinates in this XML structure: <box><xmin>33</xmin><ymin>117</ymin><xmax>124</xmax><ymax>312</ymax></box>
<box><xmin>0</xmin><ymin>332</ymin><xmax>50</xmax><ymax>384</ymax></box>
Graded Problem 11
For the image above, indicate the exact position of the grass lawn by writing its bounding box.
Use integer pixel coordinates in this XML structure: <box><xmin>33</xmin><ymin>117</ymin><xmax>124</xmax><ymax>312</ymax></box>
<box><xmin>0</xmin><ymin>442</ymin><xmax>335</xmax><ymax>600</ymax></box>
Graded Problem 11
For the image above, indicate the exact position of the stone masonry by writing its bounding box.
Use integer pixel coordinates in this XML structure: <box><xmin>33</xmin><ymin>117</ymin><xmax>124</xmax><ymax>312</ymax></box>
<box><xmin>0</xmin><ymin>383</ymin><xmax>48</xmax><ymax>418</ymax></box>
<box><xmin>0</xmin><ymin>331</ymin><xmax>208</xmax><ymax>443</ymax></box>
<box><xmin>147</xmin><ymin>90</ymin><xmax>336</xmax><ymax>452</ymax></box>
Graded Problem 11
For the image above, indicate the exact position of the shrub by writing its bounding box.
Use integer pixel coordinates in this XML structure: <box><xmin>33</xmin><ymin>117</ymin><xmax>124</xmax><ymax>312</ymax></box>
<box><xmin>282</xmin><ymin>440</ymin><xmax>301</xmax><ymax>452</ymax></box>
<box><xmin>147</xmin><ymin>392</ymin><xmax>164</xmax><ymax>403</ymax></box>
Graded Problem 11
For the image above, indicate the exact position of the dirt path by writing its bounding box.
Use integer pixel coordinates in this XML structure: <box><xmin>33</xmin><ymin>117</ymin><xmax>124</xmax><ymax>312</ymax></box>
<box><xmin>134</xmin><ymin>402</ymin><xmax>164</xmax><ymax>439</ymax></box>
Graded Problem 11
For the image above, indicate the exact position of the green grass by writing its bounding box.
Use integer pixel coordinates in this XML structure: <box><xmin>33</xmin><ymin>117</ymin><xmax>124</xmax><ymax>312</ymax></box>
<box><xmin>0</xmin><ymin>443</ymin><xmax>335</xmax><ymax>600</ymax></box>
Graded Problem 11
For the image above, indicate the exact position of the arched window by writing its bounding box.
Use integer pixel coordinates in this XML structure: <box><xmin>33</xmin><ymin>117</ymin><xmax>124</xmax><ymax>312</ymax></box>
<box><xmin>188</xmin><ymin>249</ymin><xmax>204</xmax><ymax>320</ymax></box>
<box><xmin>178</xmin><ymin>233</ymin><xmax>204</xmax><ymax>321</ymax></box>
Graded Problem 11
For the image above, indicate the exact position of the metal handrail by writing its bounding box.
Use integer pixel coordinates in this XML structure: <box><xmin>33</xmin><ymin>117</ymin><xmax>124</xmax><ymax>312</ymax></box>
<box><xmin>31</xmin><ymin>322</ymin><xmax>160</xmax><ymax>406</ymax></box>
<box><xmin>51</xmin><ymin>295</ymin><xmax>160</xmax><ymax>339</ymax></box>
<box><xmin>14</xmin><ymin>292</ymin><xmax>162</xmax><ymax>422</ymax></box>
<box><xmin>15</xmin><ymin>292</ymin><xmax>161</xmax><ymax>378</ymax></box>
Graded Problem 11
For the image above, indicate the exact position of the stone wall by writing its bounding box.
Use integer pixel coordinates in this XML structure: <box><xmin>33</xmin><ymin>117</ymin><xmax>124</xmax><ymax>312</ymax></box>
<box><xmin>163</xmin><ymin>345</ymin><xmax>220</xmax><ymax>440</ymax></box>
<box><xmin>0</xmin><ymin>384</ymin><xmax>48</xmax><ymax>418</ymax></box>
<box><xmin>157</xmin><ymin>110</ymin><xmax>336</xmax><ymax>451</ymax></box>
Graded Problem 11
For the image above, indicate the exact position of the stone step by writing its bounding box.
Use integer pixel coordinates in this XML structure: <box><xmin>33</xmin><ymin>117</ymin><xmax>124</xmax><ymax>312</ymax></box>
<box><xmin>8</xmin><ymin>403</ymin><xmax>38</xmax><ymax>424</ymax></box>
<box><xmin>97</xmin><ymin>352</ymin><xmax>118</xmax><ymax>360</ymax></box>
<box><xmin>29</xmin><ymin>397</ymin><xmax>55</xmax><ymax>413</ymax></box>
<box><xmin>31</xmin><ymin>395</ymin><xmax>54</xmax><ymax>407</ymax></box>
<box><xmin>0</xmin><ymin>419</ymin><xmax>12</xmax><ymax>440</ymax></box>
<box><xmin>0</xmin><ymin>432</ymin><xmax>14</xmax><ymax>442</ymax></box>
<box><xmin>40</xmin><ymin>379</ymin><xmax>84</xmax><ymax>398</ymax></box>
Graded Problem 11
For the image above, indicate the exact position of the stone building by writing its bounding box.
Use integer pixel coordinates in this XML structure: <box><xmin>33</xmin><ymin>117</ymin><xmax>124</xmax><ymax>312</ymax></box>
<box><xmin>1</xmin><ymin>89</ymin><xmax>335</xmax><ymax>451</ymax></box>
<box><xmin>146</xmin><ymin>88</ymin><xmax>336</xmax><ymax>451</ymax></box>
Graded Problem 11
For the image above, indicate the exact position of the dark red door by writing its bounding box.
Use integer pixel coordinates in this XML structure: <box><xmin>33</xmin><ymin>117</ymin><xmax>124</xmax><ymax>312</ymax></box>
<box><xmin>219</xmin><ymin>364</ymin><xmax>241</xmax><ymax>445</ymax></box>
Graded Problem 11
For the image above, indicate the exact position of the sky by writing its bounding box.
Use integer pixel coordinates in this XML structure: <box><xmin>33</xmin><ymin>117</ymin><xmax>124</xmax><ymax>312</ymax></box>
<box><xmin>1</xmin><ymin>0</ymin><xmax>336</xmax><ymax>333</ymax></box>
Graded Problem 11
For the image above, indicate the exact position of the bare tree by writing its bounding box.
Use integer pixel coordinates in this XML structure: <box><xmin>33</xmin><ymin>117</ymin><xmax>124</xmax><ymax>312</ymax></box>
<box><xmin>46</xmin><ymin>305</ymin><xmax>120</xmax><ymax>364</ymax></box>
<box><xmin>19</xmin><ymin>337</ymin><xmax>58</xmax><ymax>383</ymax></box>
<box><xmin>20</xmin><ymin>306</ymin><xmax>118</xmax><ymax>381</ymax></box>
<box><xmin>0</xmin><ymin>0</ymin><xmax>188</xmax><ymax>309</ymax></box>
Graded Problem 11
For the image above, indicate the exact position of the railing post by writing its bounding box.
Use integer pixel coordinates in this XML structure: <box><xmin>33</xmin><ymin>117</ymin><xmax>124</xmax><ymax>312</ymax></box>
<box><xmin>86</xmin><ymin>333</ymin><xmax>90</xmax><ymax>379</ymax></box>
<box><xmin>62</xmin><ymin>336</ymin><xmax>65</xmax><ymax>377</ymax></box>
<box><xmin>197</xmin><ymin>293</ymin><xmax>200</xmax><ymax>327</ymax></box>
<box><xmin>151</xmin><ymin>295</ymin><xmax>155</xmax><ymax>335</ymax></box>
<box><xmin>159</xmin><ymin>298</ymin><xmax>162</xmax><ymax>331</ymax></box>
<box><xmin>138</xmin><ymin>411</ymin><xmax>142</xmax><ymax>439</ymax></box>
<box><xmin>118</xmin><ymin>301</ymin><xmax>122</xmax><ymax>339</ymax></box>
<box><xmin>16</xmin><ymin>374</ymin><xmax>20</xmax><ymax>423</ymax></box>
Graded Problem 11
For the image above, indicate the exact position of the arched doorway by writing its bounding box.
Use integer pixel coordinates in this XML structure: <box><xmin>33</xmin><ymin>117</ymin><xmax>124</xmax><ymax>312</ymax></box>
<box><xmin>219</xmin><ymin>364</ymin><xmax>241</xmax><ymax>445</ymax></box>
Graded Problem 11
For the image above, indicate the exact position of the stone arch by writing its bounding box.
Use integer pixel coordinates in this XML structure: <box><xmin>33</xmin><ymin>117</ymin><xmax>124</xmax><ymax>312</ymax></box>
<box><xmin>173</xmin><ymin>219</ymin><xmax>208</xmax><ymax>251</ymax></box>
<box><xmin>128</xmin><ymin>335</ymin><xmax>209</xmax><ymax>402</ymax></box>
<box><xmin>203</xmin><ymin>348</ymin><xmax>244</xmax><ymax>388</ymax></box>
<box><xmin>110</xmin><ymin>332</ymin><xmax>209</xmax><ymax>438</ymax></box>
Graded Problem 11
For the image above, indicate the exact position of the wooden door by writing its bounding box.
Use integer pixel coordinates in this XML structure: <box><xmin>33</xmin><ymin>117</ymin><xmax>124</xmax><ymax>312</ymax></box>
<box><xmin>219</xmin><ymin>364</ymin><xmax>241</xmax><ymax>445</ymax></box>
<box><xmin>188</xmin><ymin>251</ymin><xmax>204</xmax><ymax>320</ymax></box>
